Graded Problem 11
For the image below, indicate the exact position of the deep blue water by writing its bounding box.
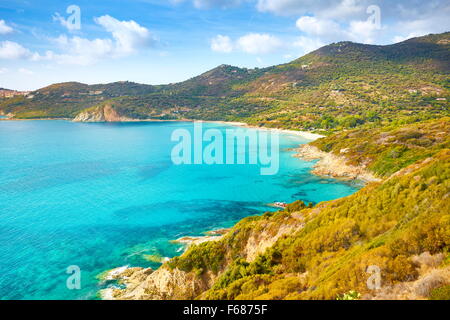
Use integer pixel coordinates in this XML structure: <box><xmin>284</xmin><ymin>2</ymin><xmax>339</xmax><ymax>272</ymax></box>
<box><xmin>0</xmin><ymin>120</ymin><xmax>359</xmax><ymax>300</ymax></box>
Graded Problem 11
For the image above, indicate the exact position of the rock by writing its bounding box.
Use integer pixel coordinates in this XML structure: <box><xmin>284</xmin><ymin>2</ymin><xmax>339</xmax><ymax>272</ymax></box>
<box><xmin>73</xmin><ymin>105</ymin><xmax>134</xmax><ymax>122</ymax></box>
<box><xmin>295</xmin><ymin>145</ymin><xmax>380</xmax><ymax>183</ymax></box>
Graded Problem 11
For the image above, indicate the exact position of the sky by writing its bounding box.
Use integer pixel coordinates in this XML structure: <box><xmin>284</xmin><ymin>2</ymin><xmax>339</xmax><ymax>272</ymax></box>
<box><xmin>0</xmin><ymin>0</ymin><xmax>449</xmax><ymax>91</ymax></box>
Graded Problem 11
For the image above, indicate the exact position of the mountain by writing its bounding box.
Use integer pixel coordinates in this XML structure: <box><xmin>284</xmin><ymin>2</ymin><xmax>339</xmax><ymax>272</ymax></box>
<box><xmin>1</xmin><ymin>32</ymin><xmax>448</xmax><ymax>129</ymax></box>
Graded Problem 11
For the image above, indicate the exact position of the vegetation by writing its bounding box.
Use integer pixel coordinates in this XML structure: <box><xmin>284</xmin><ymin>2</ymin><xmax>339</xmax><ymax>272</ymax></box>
<box><xmin>0</xmin><ymin>33</ymin><xmax>448</xmax><ymax>128</ymax></box>
<box><xmin>164</xmin><ymin>125</ymin><xmax>449</xmax><ymax>299</ymax></box>
<box><xmin>160</xmin><ymin>118</ymin><xmax>450</xmax><ymax>300</ymax></box>
<box><xmin>311</xmin><ymin>117</ymin><xmax>450</xmax><ymax>176</ymax></box>
<box><xmin>429</xmin><ymin>285</ymin><xmax>450</xmax><ymax>300</ymax></box>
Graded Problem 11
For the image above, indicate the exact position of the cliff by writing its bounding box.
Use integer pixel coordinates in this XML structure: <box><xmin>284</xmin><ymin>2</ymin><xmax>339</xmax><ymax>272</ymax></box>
<box><xmin>101</xmin><ymin>119</ymin><xmax>450</xmax><ymax>300</ymax></box>
<box><xmin>73</xmin><ymin>104</ymin><xmax>134</xmax><ymax>122</ymax></box>
<box><xmin>294</xmin><ymin>144</ymin><xmax>380</xmax><ymax>182</ymax></box>
<box><xmin>101</xmin><ymin>202</ymin><xmax>309</xmax><ymax>300</ymax></box>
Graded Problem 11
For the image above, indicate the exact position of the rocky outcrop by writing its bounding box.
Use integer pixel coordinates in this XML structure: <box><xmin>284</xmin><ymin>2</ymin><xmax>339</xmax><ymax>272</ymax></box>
<box><xmin>100</xmin><ymin>265</ymin><xmax>216</xmax><ymax>300</ymax></box>
<box><xmin>73</xmin><ymin>105</ymin><xmax>134</xmax><ymax>122</ymax></box>
<box><xmin>295</xmin><ymin>144</ymin><xmax>381</xmax><ymax>183</ymax></box>
<box><xmin>363</xmin><ymin>253</ymin><xmax>449</xmax><ymax>300</ymax></box>
<box><xmin>172</xmin><ymin>228</ymin><xmax>231</xmax><ymax>248</ymax></box>
<box><xmin>101</xmin><ymin>213</ymin><xmax>307</xmax><ymax>300</ymax></box>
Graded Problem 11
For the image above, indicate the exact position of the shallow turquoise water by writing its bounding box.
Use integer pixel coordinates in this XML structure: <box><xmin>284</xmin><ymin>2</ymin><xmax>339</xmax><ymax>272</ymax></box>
<box><xmin>0</xmin><ymin>120</ymin><xmax>359</xmax><ymax>300</ymax></box>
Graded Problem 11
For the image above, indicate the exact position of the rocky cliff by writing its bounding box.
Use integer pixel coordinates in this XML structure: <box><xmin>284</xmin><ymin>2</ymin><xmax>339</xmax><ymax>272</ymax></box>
<box><xmin>295</xmin><ymin>144</ymin><xmax>381</xmax><ymax>182</ymax></box>
<box><xmin>73</xmin><ymin>105</ymin><xmax>134</xmax><ymax>122</ymax></box>
<box><xmin>101</xmin><ymin>207</ymin><xmax>308</xmax><ymax>300</ymax></box>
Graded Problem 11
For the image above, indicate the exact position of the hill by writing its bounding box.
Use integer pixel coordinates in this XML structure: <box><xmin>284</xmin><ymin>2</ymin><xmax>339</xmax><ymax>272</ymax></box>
<box><xmin>0</xmin><ymin>32</ymin><xmax>448</xmax><ymax>127</ymax></box>
<box><xmin>102</xmin><ymin>118</ymin><xmax>450</xmax><ymax>300</ymax></box>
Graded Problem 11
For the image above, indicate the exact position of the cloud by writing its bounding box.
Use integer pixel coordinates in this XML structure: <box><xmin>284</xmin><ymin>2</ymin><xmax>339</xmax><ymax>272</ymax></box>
<box><xmin>295</xmin><ymin>13</ymin><xmax>383</xmax><ymax>45</ymax></box>
<box><xmin>0</xmin><ymin>20</ymin><xmax>14</xmax><ymax>34</ymax></box>
<box><xmin>348</xmin><ymin>19</ymin><xmax>380</xmax><ymax>44</ymax></box>
<box><xmin>390</xmin><ymin>8</ymin><xmax>450</xmax><ymax>44</ymax></box>
<box><xmin>296</xmin><ymin>16</ymin><xmax>341</xmax><ymax>37</ymax></box>
<box><xmin>94</xmin><ymin>15</ymin><xmax>156</xmax><ymax>55</ymax></box>
<box><xmin>293</xmin><ymin>36</ymin><xmax>325</xmax><ymax>55</ymax></box>
<box><xmin>237</xmin><ymin>33</ymin><xmax>283</xmax><ymax>54</ymax></box>
<box><xmin>211</xmin><ymin>33</ymin><xmax>283</xmax><ymax>55</ymax></box>
<box><xmin>3</xmin><ymin>15</ymin><xmax>157</xmax><ymax>65</ymax></box>
<box><xmin>211</xmin><ymin>35</ymin><xmax>233</xmax><ymax>53</ymax></box>
<box><xmin>50</xmin><ymin>35</ymin><xmax>114</xmax><ymax>65</ymax></box>
<box><xmin>52</xmin><ymin>15</ymin><xmax>156</xmax><ymax>65</ymax></box>
<box><xmin>0</xmin><ymin>41</ymin><xmax>33</xmax><ymax>59</ymax></box>
<box><xmin>256</xmin><ymin>0</ymin><xmax>365</xmax><ymax>19</ymax></box>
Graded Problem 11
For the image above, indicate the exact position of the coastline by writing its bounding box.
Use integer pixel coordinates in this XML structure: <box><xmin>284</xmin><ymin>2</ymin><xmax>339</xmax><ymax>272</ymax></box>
<box><xmin>3</xmin><ymin>116</ymin><xmax>366</xmax><ymax>300</ymax></box>
<box><xmin>207</xmin><ymin>120</ymin><xmax>325</xmax><ymax>141</ymax></box>
<box><xmin>1</xmin><ymin>116</ymin><xmax>326</xmax><ymax>141</ymax></box>
<box><xmin>294</xmin><ymin>144</ymin><xmax>381</xmax><ymax>183</ymax></box>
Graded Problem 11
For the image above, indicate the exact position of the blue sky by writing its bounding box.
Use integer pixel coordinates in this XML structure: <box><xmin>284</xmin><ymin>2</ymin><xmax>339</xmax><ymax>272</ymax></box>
<box><xmin>0</xmin><ymin>0</ymin><xmax>449</xmax><ymax>90</ymax></box>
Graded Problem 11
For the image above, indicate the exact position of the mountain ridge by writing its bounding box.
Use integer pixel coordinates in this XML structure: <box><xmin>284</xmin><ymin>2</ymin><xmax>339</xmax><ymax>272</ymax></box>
<box><xmin>0</xmin><ymin>32</ymin><xmax>449</xmax><ymax>131</ymax></box>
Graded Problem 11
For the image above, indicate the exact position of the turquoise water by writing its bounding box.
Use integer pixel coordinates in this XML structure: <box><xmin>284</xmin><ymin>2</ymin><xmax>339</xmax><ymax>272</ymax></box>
<box><xmin>0</xmin><ymin>120</ymin><xmax>359</xmax><ymax>300</ymax></box>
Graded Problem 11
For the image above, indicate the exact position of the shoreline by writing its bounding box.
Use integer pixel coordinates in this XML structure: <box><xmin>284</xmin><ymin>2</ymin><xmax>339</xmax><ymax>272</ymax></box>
<box><xmin>1</xmin><ymin>117</ymin><xmax>326</xmax><ymax>141</ymax></box>
<box><xmin>207</xmin><ymin>120</ymin><xmax>325</xmax><ymax>141</ymax></box>
<box><xmin>294</xmin><ymin>144</ymin><xmax>381</xmax><ymax>183</ymax></box>
<box><xmin>4</xmin><ymin>115</ymin><xmax>363</xmax><ymax>300</ymax></box>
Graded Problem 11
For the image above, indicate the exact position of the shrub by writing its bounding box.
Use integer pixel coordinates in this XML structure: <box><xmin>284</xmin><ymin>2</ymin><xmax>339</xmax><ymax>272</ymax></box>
<box><xmin>429</xmin><ymin>285</ymin><xmax>450</xmax><ymax>300</ymax></box>
<box><xmin>414</xmin><ymin>270</ymin><xmax>448</xmax><ymax>297</ymax></box>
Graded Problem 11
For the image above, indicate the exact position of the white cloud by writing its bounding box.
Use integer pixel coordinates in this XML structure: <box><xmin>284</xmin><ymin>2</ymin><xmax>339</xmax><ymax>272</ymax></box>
<box><xmin>295</xmin><ymin>14</ymin><xmax>383</xmax><ymax>45</ymax></box>
<box><xmin>94</xmin><ymin>15</ymin><xmax>156</xmax><ymax>55</ymax></box>
<box><xmin>296</xmin><ymin>16</ymin><xmax>341</xmax><ymax>37</ymax></box>
<box><xmin>293</xmin><ymin>36</ymin><xmax>325</xmax><ymax>55</ymax></box>
<box><xmin>391</xmin><ymin>10</ymin><xmax>450</xmax><ymax>45</ymax></box>
<box><xmin>391</xmin><ymin>33</ymin><xmax>419</xmax><ymax>44</ymax></box>
<box><xmin>50</xmin><ymin>35</ymin><xmax>114</xmax><ymax>65</ymax></box>
<box><xmin>211</xmin><ymin>35</ymin><xmax>233</xmax><ymax>53</ymax></box>
<box><xmin>0</xmin><ymin>41</ymin><xmax>32</xmax><ymax>59</ymax></box>
<box><xmin>211</xmin><ymin>33</ymin><xmax>283</xmax><ymax>55</ymax></box>
<box><xmin>348</xmin><ymin>19</ymin><xmax>380</xmax><ymax>44</ymax></box>
<box><xmin>0</xmin><ymin>20</ymin><xmax>14</xmax><ymax>34</ymax></box>
<box><xmin>237</xmin><ymin>33</ymin><xmax>283</xmax><ymax>54</ymax></box>
<box><xmin>320</xmin><ymin>0</ymin><xmax>364</xmax><ymax>19</ymax></box>
<box><xmin>0</xmin><ymin>67</ymin><xmax>8</xmax><ymax>74</ymax></box>
<box><xmin>257</xmin><ymin>0</ymin><xmax>365</xmax><ymax>19</ymax></box>
<box><xmin>0</xmin><ymin>15</ymin><xmax>156</xmax><ymax>65</ymax></box>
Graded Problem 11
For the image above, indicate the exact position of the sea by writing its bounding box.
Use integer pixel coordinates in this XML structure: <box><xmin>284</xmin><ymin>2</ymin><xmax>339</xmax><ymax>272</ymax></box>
<box><xmin>0</xmin><ymin>120</ymin><xmax>359</xmax><ymax>299</ymax></box>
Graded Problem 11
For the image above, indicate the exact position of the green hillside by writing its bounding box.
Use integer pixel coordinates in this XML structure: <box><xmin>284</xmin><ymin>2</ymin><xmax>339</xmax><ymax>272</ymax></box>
<box><xmin>161</xmin><ymin>119</ymin><xmax>450</xmax><ymax>300</ymax></box>
<box><xmin>1</xmin><ymin>32</ymin><xmax>448</xmax><ymax>126</ymax></box>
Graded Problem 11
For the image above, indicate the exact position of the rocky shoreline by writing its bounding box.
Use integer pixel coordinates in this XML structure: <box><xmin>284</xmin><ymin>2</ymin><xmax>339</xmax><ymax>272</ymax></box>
<box><xmin>294</xmin><ymin>144</ymin><xmax>381</xmax><ymax>183</ymax></box>
<box><xmin>99</xmin><ymin>215</ymin><xmax>306</xmax><ymax>300</ymax></box>
<box><xmin>171</xmin><ymin>228</ymin><xmax>230</xmax><ymax>248</ymax></box>
<box><xmin>97</xmin><ymin>126</ymin><xmax>380</xmax><ymax>300</ymax></box>
<box><xmin>99</xmin><ymin>228</ymin><xmax>231</xmax><ymax>300</ymax></box>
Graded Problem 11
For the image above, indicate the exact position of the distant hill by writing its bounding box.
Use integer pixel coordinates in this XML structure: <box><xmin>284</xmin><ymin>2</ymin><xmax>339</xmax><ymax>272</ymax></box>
<box><xmin>0</xmin><ymin>88</ymin><xmax>29</xmax><ymax>99</ymax></box>
<box><xmin>0</xmin><ymin>32</ymin><xmax>449</xmax><ymax>130</ymax></box>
